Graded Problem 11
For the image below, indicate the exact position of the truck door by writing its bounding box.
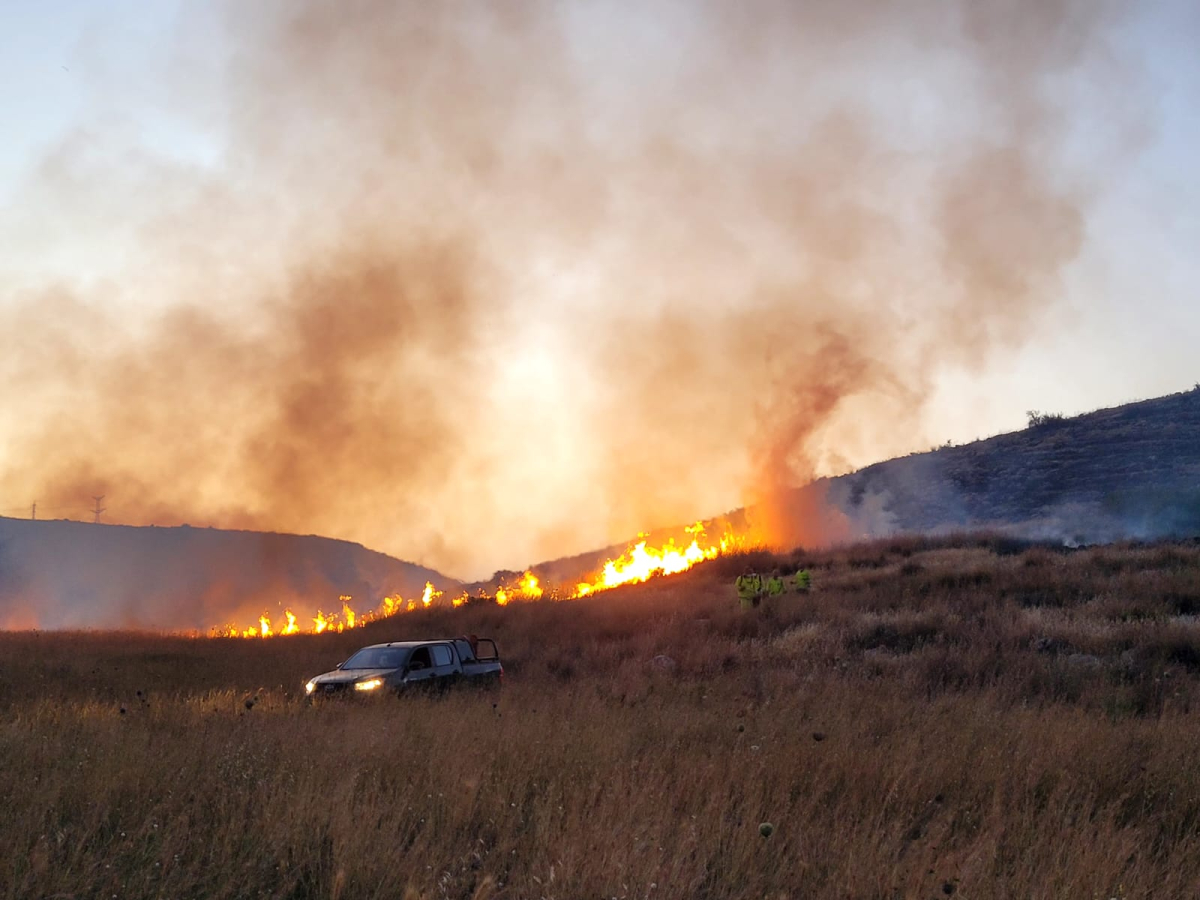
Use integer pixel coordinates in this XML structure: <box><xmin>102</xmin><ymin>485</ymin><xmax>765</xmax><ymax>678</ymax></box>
<box><xmin>431</xmin><ymin>643</ymin><xmax>456</xmax><ymax>680</ymax></box>
<box><xmin>404</xmin><ymin>646</ymin><xmax>435</xmax><ymax>685</ymax></box>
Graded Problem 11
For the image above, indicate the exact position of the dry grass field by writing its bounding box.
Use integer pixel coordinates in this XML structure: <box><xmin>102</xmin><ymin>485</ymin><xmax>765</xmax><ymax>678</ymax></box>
<box><xmin>4</xmin><ymin>534</ymin><xmax>1200</xmax><ymax>899</ymax></box>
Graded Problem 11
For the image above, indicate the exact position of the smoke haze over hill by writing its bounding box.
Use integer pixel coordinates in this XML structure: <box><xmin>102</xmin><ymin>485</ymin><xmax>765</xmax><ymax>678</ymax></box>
<box><xmin>0</xmin><ymin>517</ymin><xmax>453</xmax><ymax>631</ymax></box>
<box><xmin>3</xmin><ymin>388</ymin><xmax>1198</xmax><ymax>632</ymax></box>
<box><xmin>0</xmin><ymin>0</ymin><xmax>1155</xmax><ymax>576</ymax></box>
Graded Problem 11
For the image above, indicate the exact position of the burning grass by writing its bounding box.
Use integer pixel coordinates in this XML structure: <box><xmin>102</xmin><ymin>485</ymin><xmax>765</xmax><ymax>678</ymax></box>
<box><xmin>211</xmin><ymin>522</ymin><xmax>755</xmax><ymax>639</ymax></box>
<box><xmin>3</xmin><ymin>534</ymin><xmax>1200</xmax><ymax>898</ymax></box>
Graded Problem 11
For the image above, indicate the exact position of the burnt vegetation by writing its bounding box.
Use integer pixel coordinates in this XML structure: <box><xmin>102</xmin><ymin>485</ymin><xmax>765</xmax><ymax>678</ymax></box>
<box><xmin>3</xmin><ymin>533</ymin><xmax>1200</xmax><ymax>898</ymax></box>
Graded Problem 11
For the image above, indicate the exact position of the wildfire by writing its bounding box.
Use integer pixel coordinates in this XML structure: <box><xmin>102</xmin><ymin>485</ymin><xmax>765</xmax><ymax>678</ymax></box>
<box><xmin>422</xmin><ymin>582</ymin><xmax>441</xmax><ymax>607</ymax></box>
<box><xmin>520</xmin><ymin>571</ymin><xmax>543</xmax><ymax>599</ymax></box>
<box><xmin>572</xmin><ymin>524</ymin><xmax>738</xmax><ymax>597</ymax></box>
<box><xmin>212</xmin><ymin>523</ymin><xmax>753</xmax><ymax>638</ymax></box>
<box><xmin>215</xmin><ymin>582</ymin><xmax>441</xmax><ymax>639</ymax></box>
<box><xmin>494</xmin><ymin>571</ymin><xmax>542</xmax><ymax>607</ymax></box>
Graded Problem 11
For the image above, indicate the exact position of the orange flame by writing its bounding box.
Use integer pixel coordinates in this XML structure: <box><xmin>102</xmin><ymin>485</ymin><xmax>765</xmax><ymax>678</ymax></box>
<box><xmin>217</xmin><ymin>580</ymin><xmax>458</xmax><ymax>637</ymax></box>
<box><xmin>421</xmin><ymin>582</ymin><xmax>441</xmax><ymax>607</ymax></box>
<box><xmin>212</xmin><ymin>523</ymin><xmax>754</xmax><ymax>638</ymax></box>
<box><xmin>486</xmin><ymin>570</ymin><xmax>543</xmax><ymax>608</ymax></box>
<box><xmin>572</xmin><ymin>524</ymin><xmax>743</xmax><ymax>597</ymax></box>
<box><xmin>520</xmin><ymin>571</ymin><xmax>543</xmax><ymax>599</ymax></box>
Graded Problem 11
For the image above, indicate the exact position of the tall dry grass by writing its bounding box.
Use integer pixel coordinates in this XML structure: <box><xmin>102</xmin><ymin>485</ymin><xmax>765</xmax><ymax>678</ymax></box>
<box><xmin>3</xmin><ymin>534</ymin><xmax>1200</xmax><ymax>898</ymax></box>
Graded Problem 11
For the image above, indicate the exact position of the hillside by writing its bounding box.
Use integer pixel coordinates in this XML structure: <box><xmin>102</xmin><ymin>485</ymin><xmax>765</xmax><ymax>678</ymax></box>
<box><xmin>824</xmin><ymin>387</ymin><xmax>1200</xmax><ymax>543</ymax></box>
<box><xmin>0</xmin><ymin>518</ymin><xmax>457</xmax><ymax>631</ymax></box>
<box><xmin>523</xmin><ymin>390</ymin><xmax>1200</xmax><ymax>585</ymax></box>
<box><xmin>6</xmin><ymin>535</ymin><xmax>1200</xmax><ymax>897</ymax></box>
<box><xmin>4</xmin><ymin>389</ymin><xmax>1198</xmax><ymax>631</ymax></box>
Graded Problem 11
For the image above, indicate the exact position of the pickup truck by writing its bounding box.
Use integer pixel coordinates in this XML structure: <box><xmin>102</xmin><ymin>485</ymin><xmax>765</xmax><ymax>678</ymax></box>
<box><xmin>304</xmin><ymin>637</ymin><xmax>502</xmax><ymax>698</ymax></box>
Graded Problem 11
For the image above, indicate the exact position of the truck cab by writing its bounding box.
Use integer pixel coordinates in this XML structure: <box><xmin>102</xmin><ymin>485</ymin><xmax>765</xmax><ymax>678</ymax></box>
<box><xmin>305</xmin><ymin>637</ymin><xmax>502</xmax><ymax>698</ymax></box>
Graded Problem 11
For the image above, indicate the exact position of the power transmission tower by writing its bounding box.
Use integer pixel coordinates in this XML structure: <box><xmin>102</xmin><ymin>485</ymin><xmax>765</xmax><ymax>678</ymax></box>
<box><xmin>92</xmin><ymin>495</ymin><xmax>106</xmax><ymax>524</ymax></box>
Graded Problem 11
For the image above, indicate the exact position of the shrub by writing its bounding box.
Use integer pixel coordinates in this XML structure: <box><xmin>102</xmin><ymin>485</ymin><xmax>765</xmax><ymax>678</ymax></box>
<box><xmin>1026</xmin><ymin>410</ymin><xmax>1067</xmax><ymax>428</ymax></box>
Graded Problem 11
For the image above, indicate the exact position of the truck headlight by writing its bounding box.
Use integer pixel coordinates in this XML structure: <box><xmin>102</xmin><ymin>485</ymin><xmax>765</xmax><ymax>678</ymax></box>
<box><xmin>305</xmin><ymin>680</ymin><xmax>316</xmax><ymax>694</ymax></box>
<box><xmin>355</xmin><ymin>678</ymin><xmax>383</xmax><ymax>692</ymax></box>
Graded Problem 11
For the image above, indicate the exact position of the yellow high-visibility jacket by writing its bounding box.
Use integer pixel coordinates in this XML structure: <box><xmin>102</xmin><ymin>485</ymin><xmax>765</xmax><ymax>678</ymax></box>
<box><xmin>735</xmin><ymin>574</ymin><xmax>762</xmax><ymax>600</ymax></box>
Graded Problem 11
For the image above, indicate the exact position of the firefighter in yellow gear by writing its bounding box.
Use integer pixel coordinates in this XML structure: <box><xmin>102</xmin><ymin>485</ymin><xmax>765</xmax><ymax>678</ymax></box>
<box><xmin>736</xmin><ymin>570</ymin><xmax>763</xmax><ymax>610</ymax></box>
<box><xmin>793</xmin><ymin>568</ymin><xmax>812</xmax><ymax>592</ymax></box>
<box><xmin>765</xmin><ymin>571</ymin><xmax>786</xmax><ymax>598</ymax></box>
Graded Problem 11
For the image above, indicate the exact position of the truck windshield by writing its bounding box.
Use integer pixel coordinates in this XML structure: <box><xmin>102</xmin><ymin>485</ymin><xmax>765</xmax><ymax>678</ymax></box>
<box><xmin>341</xmin><ymin>648</ymin><xmax>407</xmax><ymax>670</ymax></box>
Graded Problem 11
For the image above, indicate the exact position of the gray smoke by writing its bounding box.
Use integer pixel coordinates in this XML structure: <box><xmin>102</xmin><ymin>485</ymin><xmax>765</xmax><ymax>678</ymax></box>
<box><xmin>0</xmin><ymin>0</ymin><xmax>1143</xmax><ymax>594</ymax></box>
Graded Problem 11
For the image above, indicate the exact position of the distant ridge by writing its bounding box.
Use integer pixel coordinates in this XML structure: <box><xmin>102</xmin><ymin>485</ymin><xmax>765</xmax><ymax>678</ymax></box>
<box><xmin>0</xmin><ymin>518</ymin><xmax>458</xmax><ymax>631</ymax></box>
<box><xmin>813</xmin><ymin>388</ymin><xmax>1200</xmax><ymax>543</ymax></box>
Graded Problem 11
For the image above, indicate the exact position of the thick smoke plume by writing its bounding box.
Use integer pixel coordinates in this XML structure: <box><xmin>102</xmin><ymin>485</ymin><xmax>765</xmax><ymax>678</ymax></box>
<box><xmin>0</xmin><ymin>0</ymin><xmax>1137</xmax><ymax>585</ymax></box>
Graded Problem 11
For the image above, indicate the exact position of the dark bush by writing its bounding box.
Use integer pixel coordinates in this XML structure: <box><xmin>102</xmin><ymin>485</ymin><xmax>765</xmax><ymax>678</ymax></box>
<box><xmin>847</xmin><ymin>620</ymin><xmax>942</xmax><ymax>655</ymax></box>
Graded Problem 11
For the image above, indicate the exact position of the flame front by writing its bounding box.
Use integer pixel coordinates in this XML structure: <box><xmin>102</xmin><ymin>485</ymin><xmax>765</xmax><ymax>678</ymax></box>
<box><xmin>573</xmin><ymin>524</ymin><xmax>741</xmax><ymax>597</ymax></box>
<box><xmin>213</xmin><ymin>524</ymin><xmax>753</xmax><ymax>638</ymax></box>
<box><xmin>217</xmin><ymin>581</ymin><xmax>447</xmax><ymax>638</ymax></box>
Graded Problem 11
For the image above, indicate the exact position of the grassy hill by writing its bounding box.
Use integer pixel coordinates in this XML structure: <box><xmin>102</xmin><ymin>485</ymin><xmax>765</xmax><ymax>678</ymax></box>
<box><xmin>4</xmin><ymin>534</ymin><xmax>1200</xmax><ymax>898</ymax></box>
<box><xmin>816</xmin><ymin>388</ymin><xmax>1200</xmax><ymax>543</ymax></box>
<box><xmin>4</xmin><ymin>390</ymin><xmax>1200</xmax><ymax>895</ymax></box>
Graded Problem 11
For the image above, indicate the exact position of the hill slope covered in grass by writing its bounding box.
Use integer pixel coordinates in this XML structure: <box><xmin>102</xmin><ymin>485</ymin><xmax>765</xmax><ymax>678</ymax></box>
<box><xmin>815</xmin><ymin>387</ymin><xmax>1200</xmax><ymax>543</ymax></box>
<box><xmin>4</xmin><ymin>534</ymin><xmax>1200</xmax><ymax>898</ymax></box>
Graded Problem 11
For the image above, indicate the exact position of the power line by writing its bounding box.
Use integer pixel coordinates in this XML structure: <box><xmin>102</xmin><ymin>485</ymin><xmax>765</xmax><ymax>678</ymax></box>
<box><xmin>0</xmin><ymin>498</ymin><xmax>120</xmax><ymax>523</ymax></box>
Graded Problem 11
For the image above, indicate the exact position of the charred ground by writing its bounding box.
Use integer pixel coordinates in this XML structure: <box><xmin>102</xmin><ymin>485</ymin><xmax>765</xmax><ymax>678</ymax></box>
<box><xmin>4</xmin><ymin>533</ymin><xmax>1200</xmax><ymax>898</ymax></box>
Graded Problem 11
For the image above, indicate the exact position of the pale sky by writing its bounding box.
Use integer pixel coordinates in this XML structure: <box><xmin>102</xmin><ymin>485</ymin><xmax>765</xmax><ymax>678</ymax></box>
<box><xmin>1</xmin><ymin>1</ymin><xmax>1197</xmax><ymax>578</ymax></box>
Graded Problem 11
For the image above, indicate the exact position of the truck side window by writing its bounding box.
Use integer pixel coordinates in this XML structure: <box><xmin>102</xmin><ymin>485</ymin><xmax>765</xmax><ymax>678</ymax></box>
<box><xmin>408</xmin><ymin>647</ymin><xmax>432</xmax><ymax>671</ymax></box>
<box><xmin>431</xmin><ymin>645</ymin><xmax>453</xmax><ymax>668</ymax></box>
